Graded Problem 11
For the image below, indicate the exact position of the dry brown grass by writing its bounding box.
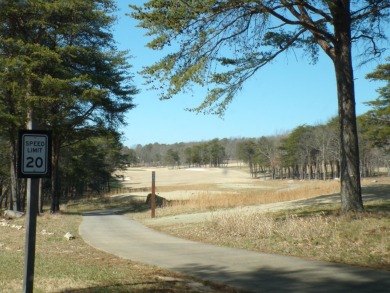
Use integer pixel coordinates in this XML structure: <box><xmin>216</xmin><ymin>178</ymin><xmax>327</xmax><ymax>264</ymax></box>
<box><xmin>149</xmin><ymin>202</ymin><xmax>390</xmax><ymax>271</ymax></box>
<box><xmin>193</xmin><ymin>180</ymin><xmax>340</xmax><ymax>206</ymax></box>
<box><xmin>148</xmin><ymin>180</ymin><xmax>341</xmax><ymax>217</ymax></box>
<box><xmin>157</xmin><ymin>183</ymin><xmax>219</xmax><ymax>192</ymax></box>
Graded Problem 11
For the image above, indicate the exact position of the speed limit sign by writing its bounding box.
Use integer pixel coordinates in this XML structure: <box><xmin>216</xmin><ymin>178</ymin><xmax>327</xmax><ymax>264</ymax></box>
<box><xmin>18</xmin><ymin>130</ymin><xmax>52</xmax><ymax>178</ymax></box>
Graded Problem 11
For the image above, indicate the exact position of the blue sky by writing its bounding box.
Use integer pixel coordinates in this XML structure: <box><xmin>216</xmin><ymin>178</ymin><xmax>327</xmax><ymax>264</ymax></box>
<box><xmin>114</xmin><ymin>1</ymin><xmax>388</xmax><ymax>147</ymax></box>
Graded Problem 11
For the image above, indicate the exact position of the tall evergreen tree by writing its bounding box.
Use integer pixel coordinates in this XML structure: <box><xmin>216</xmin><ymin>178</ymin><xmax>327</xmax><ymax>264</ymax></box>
<box><xmin>0</xmin><ymin>0</ymin><xmax>137</xmax><ymax>212</ymax></box>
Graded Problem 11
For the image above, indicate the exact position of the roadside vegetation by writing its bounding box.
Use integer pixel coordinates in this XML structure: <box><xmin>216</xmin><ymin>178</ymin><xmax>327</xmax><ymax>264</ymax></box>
<box><xmin>0</xmin><ymin>204</ymin><xmax>241</xmax><ymax>293</ymax></box>
<box><xmin>134</xmin><ymin>178</ymin><xmax>390</xmax><ymax>271</ymax></box>
<box><xmin>147</xmin><ymin>202</ymin><xmax>389</xmax><ymax>271</ymax></box>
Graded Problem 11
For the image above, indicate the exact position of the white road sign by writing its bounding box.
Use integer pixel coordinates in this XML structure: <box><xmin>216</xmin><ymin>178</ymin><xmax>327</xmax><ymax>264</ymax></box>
<box><xmin>18</xmin><ymin>131</ymin><xmax>51</xmax><ymax>178</ymax></box>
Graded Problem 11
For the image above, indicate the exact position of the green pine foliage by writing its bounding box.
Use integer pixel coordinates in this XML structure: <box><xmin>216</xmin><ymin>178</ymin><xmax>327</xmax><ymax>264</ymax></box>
<box><xmin>361</xmin><ymin>57</ymin><xmax>390</xmax><ymax>151</ymax></box>
<box><xmin>0</xmin><ymin>0</ymin><xmax>137</xmax><ymax>209</ymax></box>
<box><xmin>130</xmin><ymin>1</ymin><xmax>389</xmax><ymax>116</ymax></box>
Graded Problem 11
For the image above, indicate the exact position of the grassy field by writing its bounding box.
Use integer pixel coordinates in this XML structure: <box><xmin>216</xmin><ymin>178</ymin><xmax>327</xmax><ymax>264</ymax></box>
<box><xmin>1</xmin><ymin>176</ymin><xmax>389</xmax><ymax>292</ymax></box>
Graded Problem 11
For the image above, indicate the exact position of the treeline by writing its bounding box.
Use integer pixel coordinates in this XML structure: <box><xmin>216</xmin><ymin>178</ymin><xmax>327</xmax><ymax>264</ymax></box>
<box><xmin>0</xmin><ymin>1</ymin><xmax>136</xmax><ymax>213</ymax></box>
<box><xmin>237</xmin><ymin>117</ymin><xmax>389</xmax><ymax>180</ymax></box>
<box><xmin>122</xmin><ymin>115</ymin><xmax>389</xmax><ymax>180</ymax></box>
<box><xmin>122</xmin><ymin>138</ymin><xmax>238</xmax><ymax>168</ymax></box>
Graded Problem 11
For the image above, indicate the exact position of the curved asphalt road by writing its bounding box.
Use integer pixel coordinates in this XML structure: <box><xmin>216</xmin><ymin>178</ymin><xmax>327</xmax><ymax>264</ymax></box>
<box><xmin>79</xmin><ymin>209</ymin><xmax>390</xmax><ymax>293</ymax></box>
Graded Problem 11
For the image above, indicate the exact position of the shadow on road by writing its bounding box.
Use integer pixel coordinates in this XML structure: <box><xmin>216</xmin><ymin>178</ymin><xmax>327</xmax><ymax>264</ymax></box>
<box><xmin>60</xmin><ymin>261</ymin><xmax>390</xmax><ymax>293</ymax></box>
<box><xmin>285</xmin><ymin>183</ymin><xmax>390</xmax><ymax>211</ymax></box>
<box><xmin>81</xmin><ymin>204</ymin><xmax>150</xmax><ymax>217</ymax></box>
<box><xmin>169</xmin><ymin>262</ymin><xmax>390</xmax><ymax>293</ymax></box>
<box><xmin>362</xmin><ymin>184</ymin><xmax>390</xmax><ymax>201</ymax></box>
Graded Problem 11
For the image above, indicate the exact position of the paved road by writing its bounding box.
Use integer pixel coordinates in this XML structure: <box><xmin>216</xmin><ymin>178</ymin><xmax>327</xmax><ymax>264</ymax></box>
<box><xmin>79</xmin><ymin>209</ymin><xmax>390</xmax><ymax>293</ymax></box>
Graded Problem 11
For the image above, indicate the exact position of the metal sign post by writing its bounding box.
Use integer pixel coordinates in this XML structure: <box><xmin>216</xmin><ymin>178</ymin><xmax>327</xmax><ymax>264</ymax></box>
<box><xmin>151</xmin><ymin>171</ymin><xmax>156</xmax><ymax>218</ymax></box>
<box><xmin>18</xmin><ymin>129</ymin><xmax>52</xmax><ymax>293</ymax></box>
<box><xmin>23</xmin><ymin>177</ymin><xmax>39</xmax><ymax>293</ymax></box>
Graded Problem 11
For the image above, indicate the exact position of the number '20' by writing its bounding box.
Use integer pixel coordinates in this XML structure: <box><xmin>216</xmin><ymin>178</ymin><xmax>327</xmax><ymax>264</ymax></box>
<box><xmin>26</xmin><ymin>157</ymin><xmax>44</xmax><ymax>168</ymax></box>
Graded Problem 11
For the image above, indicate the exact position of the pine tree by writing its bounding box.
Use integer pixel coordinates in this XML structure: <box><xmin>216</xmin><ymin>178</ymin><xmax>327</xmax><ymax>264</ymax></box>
<box><xmin>0</xmin><ymin>0</ymin><xmax>137</xmax><ymax>212</ymax></box>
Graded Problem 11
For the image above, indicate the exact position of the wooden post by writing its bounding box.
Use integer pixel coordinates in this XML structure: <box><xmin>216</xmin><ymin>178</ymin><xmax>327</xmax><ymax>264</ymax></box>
<box><xmin>151</xmin><ymin>171</ymin><xmax>156</xmax><ymax>218</ymax></box>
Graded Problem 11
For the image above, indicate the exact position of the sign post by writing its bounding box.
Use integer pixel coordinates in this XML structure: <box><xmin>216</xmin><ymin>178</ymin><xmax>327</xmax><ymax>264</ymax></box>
<box><xmin>18</xmin><ymin>129</ymin><xmax>51</xmax><ymax>293</ymax></box>
<box><xmin>151</xmin><ymin>171</ymin><xmax>156</xmax><ymax>218</ymax></box>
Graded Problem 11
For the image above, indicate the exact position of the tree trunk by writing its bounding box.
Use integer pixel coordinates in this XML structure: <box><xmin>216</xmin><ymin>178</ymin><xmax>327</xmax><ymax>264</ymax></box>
<box><xmin>38</xmin><ymin>178</ymin><xmax>43</xmax><ymax>214</ymax></box>
<box><xmin>9</xmin><ymin>130</ymin><xmax>21</xmax><ymax>211</ymax></box>
<box><xmin>324</xmin><ymin>163</ymin><xmax>328</xmax><ymax>180</ymax></box>
<box><xmin>0</xmin><ymin>182</ymin><xmax>3</xmax><ymax>208</ymax></box>
<box><xmin>51</xmin><ymin>136</ymin><xmax>61</xmax><ymax>213</ymax></box>
<box><xmin>332</xmin><ymin>3</ymin><xmax>363</xmax><ymax>211</ymax></box>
